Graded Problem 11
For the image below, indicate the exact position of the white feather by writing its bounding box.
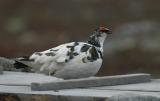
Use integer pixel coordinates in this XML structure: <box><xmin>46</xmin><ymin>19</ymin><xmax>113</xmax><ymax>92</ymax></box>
<box><xmin>15</xmin><ymin>27</ymin><xmax>110</xmax><ymax>79</ymax></box>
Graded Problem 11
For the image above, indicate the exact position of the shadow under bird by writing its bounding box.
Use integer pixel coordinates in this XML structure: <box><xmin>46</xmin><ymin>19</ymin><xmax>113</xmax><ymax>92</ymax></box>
<box><xmin>14</xmin><ymin>27</ymin><xmax>112</xmax><ymax>79</ymax></box>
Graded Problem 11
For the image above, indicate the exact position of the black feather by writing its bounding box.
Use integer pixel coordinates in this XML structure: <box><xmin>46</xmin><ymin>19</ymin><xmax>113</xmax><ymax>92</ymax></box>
<box><xmin>81</xmin><ymin>44</ymin><xmax>90</xmax><ymax>52</ymax></box>
<box><xmin>89</xmin><ymin>46</ymin><xmax>99</xmax><ymax>61</ymax></box>
<box><xmin>14</xmin><ymin>61</ymin><xmax>32</xmax><ymax>72</ymax></box>
<box><xmin>14</xmin><ymin>61</ymin><xmax>28</xmax><ymax>69</ymax></box>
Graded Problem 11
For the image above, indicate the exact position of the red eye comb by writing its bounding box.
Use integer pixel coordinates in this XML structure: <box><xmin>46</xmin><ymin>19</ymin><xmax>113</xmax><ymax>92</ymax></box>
<box><xmin>99</xmin><ymin>26</ymin><xmax>112</xmax><ymax>34</ymax></box>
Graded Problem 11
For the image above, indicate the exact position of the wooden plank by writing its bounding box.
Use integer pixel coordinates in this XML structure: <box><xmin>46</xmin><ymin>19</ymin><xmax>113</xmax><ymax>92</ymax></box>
<box><xmin>0</xmin><ymin>85</ymin><xmax>160</xmax><ymax>101</ymax></box>
<box><xmin>0</xmin><ymin>71</ymin><xmax>62</xmax><ymax>86</ymax></box>
<box><xmin>0</xmin><ymin>71</ymin><xmax>159</xmax><ymax>101</ymax></box>
<box><xmin>31</xmin><ymin>73</ymin><xmax>151</xmax><ymax>91</ymax></box>
<box><xmin>92</xmin><ymin>79</ymin><xmax>160</xmax><ymax>92</ymax></box>
<box><xmin>0</xmin><ymin>84</ymin><xmax>160</xmax><ymax>97</ymax></box>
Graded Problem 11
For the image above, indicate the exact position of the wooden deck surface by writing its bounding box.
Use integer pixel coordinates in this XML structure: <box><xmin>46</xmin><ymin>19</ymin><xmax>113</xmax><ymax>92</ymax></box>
<box><xmin>0</xmin><ymin>71</ymin><xmax>159</xmax><ymax>101</ymax></box>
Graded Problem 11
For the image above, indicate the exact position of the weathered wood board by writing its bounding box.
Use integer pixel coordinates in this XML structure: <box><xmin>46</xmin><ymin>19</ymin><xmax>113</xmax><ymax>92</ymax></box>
<box><xmin>0</xmin><ymin>71</ymin><xmax>159</xmax><ymax>101</ymax></box>
<box><xmin>31</xmin><ymin>73</ymin><xmax>151</xmax><ymax>91</ymax></box>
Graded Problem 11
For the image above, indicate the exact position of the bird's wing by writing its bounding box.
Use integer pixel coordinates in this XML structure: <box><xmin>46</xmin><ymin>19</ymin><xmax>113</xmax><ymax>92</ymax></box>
<box><xmin>15</xmin><ymin>42</ymin><xmax>97</xmax><ymax>74</ymax></box>
<box><xmin>16</xmin><ymin>42</ymin><xmax>76</xmax><ymax>68</ymax></box>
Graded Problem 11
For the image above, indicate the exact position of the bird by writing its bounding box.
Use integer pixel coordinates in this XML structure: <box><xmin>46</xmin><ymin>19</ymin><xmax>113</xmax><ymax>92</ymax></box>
<box><xmin>14</xmin><ymin>27</ymin><xmax>112</xmax><ymax>79</ymax></box>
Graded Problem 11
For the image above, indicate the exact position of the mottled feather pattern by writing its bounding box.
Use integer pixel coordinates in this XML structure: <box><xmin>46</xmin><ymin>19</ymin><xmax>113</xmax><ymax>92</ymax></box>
<box><xmin>14</xmin><ymin>27</ymin><xmax>111</xmax><ymax>79</ymax></box>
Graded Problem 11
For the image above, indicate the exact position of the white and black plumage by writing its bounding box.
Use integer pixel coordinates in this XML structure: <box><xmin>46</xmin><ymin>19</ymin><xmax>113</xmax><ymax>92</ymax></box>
<box><xmin>14</xmin><ymin>27</ymin><xmax>112</xmax><ymax>79</ymax></box>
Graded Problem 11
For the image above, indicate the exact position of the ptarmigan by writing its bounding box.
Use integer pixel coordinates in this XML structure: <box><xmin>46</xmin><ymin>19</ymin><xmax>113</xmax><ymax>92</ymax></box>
<box><xmin>14</xmin><ymin>27</ymin><xmax>112</xmax><ymax>79</ymax></box>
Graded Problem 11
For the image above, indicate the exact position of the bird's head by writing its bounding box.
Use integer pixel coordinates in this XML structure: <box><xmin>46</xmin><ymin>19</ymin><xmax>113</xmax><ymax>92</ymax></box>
<box><xmin>88</xmin><ymin>27</ymin><xmax>112</xmax><ymax>47</ymax></box>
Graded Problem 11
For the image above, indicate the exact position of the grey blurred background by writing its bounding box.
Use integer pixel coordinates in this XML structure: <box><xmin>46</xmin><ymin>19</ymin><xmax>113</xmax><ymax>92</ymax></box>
<box><xmin>0</xmin><ymin>0</ymin><xmax>160</xmax><ymax>77</ymax></box>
